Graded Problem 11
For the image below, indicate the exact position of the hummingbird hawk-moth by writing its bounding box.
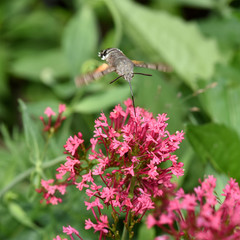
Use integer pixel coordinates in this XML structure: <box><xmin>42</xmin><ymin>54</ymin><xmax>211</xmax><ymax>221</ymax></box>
<box><xmin>75</xmin><ymin>48</ymin><xmax>171</xmax><ymax>115</ymax></box>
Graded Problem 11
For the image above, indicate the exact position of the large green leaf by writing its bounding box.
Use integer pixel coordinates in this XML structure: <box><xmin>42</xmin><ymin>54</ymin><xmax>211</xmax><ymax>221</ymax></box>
<box><xmin>187</xmin><ymin>123</ymin><xmax>240</xmax><ymax>181</ymax></box>
<box><xmin>199</xmin><ymin>65</ymin><xmax>240</xmax><ymax>136</ymax></box>
<box><xmin>11</xmin><ymin>49</ymin><xmax>69</xmax><ymax>83</ymax></box>
<box><xmin>113</xmin><ymin>0</ymin><xmax>221</xmax><ymax>89</ymax></box>
<box><xmin>4</xmin><ymin>10</ymin><xmax>62</xmax><ymax>41</ymax></box>
<box><xmin>135</xmin><ymin>72</ymin><xmax>187</xmax><ymax>132</ymax></box>
<box><xmin>170</xmin><ymin>0</ymin><xmax>215</xmax><ymax>8</ymax></box>
<box><xmin>199</xmin><ymin>16</ymin><xmax>240</xmax><ymax>50</ymax></box>
<box><xmin>72</xmin><ymin>85</ymin><xmax>130</xmax><ymax>113</ymax></box>
<box><xmin>62</xmin><ymin>5</ymin><xmax>98</xmax><ymax>76</ymax></box>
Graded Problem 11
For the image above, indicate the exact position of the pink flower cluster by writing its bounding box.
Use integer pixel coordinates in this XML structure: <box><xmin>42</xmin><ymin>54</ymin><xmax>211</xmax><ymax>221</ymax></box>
<box><xmin>83</xmin><ymin>99</ymin><xmax>184</xmax><ymax>222</ymax></box>
<box><xmin>40</xmin><ymin>104</ymin><xmax>66</xmax><ymax>132</ymax></box>
<box><xmin>38</xmin><ymin>99</ymin><xmax>184</xmax><ymax>239</ymax></box>
<box><xmin>36</xmin><ymin>179</ymin><xmax>67</xmax><ymax>205</ymax></box>
<box><xmin>147</xmin><ymin>176</ymin><xmax>240</xmax><ymax>240</ymax></box>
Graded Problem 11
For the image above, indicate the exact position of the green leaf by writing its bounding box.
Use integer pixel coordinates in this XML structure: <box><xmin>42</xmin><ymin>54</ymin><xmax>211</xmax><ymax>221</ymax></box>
<box><xmin>186</xmin><ymin>123</ymin><xmax>240</xmax><ymax>181</ymax></box>
<box><xmin>18</xmin><ymin>100</ymin><xmax>41</xmax><ymax>164</ymax></box>
<box><xmin>199</xmin><ymin>16</ymin><xmax>240</xmax><ymax>50</ymax></box>
<box><xmin>200</xmin><ymin>65</ymin><xmax>240</xmax><ymax>136</ymax></box>
<box><xmin>5</xmin><ymin>10</ymin><xmax>62</xmax><ymax>41</ymax></box>
<box><xmin>8</xmin><ymin>201</ymin><xmax>38</xmax><ymax>230</ymax></box>
<box><xmin>137</xmin><ymin>223</ymin><xmax>155</xmax><ymax>240</ymax></box>
<box><xmin>171</xmin><ymin>0</ymin><xmax>216</xmax><ymax>8</ymax></box>
<box><xmin>62</xmin><ymin>5</ymin><xmax>98</xmax><ymax>76</ymax></box>
<box><xmin>135</xmin><ymin>72</ymin><xmax>187</xmax><ymax>132</ymax></box>
<box><xmin>0</xmin><ymin>0</ymin><xmax>33</xmax><ymax>23</ymax></box>
<box><xmin>113</xmin><ymin>0</ymin><xmax>221</xmax><ymax>89</ymax></box>
<box><xmin>0</xmin><ymin>125</ymin><xmax>18</xmax><ymax>155</ymax></box>
<box><xmin>11</xmin><ymin>49</ymin><xmax>69</xmax><ymax>83</ymax></box>
<box><xmin>72</xmin><ymin>85</ymin><xmax>130</xmax><ymax>113</ymax></box>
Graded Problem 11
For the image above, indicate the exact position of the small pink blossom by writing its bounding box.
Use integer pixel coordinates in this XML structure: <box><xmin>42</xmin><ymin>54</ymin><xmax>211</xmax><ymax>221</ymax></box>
<box><xmin>62</xmin><ymin>225</ymin><xmax>83</xmax><ymax>240</ymax></box>
<box><xmin>44</xmin><ymin>107</ymin><xmax>56</xmax><ymax>117</ymax></box>
<box><xmin>85</xmin><ymin>215</ymin><xmax>109</xmax><ymax>235</ymax></box>
<box><xmin>63</xmin><ymin>225</ymin><xmax>79</xmax><ymax>235</ymax></box>
<box><xmin>123</xmin><ymin>164</ymin><xmax>134</xmax><ymax>176</ymax></box>
<box><xmin>40</xmin><ymin>104</ymin><xmax>66</xmax><ymax>132</ymax></box>
<box><xmin>64</xmin><ymin>133</ymin><xmax>84</xmax><ymax>157</ymax></box>
<box><xmin>85</xmin><ymin>198</ymin><xmax>104</xmax><ymax>210</ymax></box>
<box><xmin>59</xmin><ymin>104</ymin><xmax>66</xmax><ymax>113</ymax></box>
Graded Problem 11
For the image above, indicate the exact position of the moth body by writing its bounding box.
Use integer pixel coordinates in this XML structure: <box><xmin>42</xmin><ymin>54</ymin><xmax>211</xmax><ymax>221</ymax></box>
<box><xmin>98</xmin><ymin>48</ymin><xmax>134</xmax><ymax>82</ymax></box>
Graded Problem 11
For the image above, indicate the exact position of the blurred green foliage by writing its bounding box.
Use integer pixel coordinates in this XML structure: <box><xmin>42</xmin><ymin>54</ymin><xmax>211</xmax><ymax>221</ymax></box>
<box><xmin>1</xmin><ymin>0</ymin><xmax>240</xmax><ymax>239</ymax></box>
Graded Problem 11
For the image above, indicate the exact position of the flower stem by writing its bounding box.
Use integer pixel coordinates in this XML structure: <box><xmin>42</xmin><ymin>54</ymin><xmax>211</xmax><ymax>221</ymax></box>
<box><xmin>121</xmin><ymin>212</ymin><xmax>131</xmax><ymax>240</ymax></box>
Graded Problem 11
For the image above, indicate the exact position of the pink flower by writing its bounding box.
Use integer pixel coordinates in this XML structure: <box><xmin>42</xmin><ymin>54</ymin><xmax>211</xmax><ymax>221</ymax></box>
<box><xmin>40</xmin><ymin>104</ymin><xmax>66</xmax><ymax>132</ymax></box>
<box><xmin>85</xmin><ymin>219</ymin><xmax>95</xmax><ymax>230</ymax></box>
<box><xmin>123</xmin><ymin>164</ymin><xmax>135</xmax><ymax>176</ymax></box>
<box><xmin>36</xmin><ymin>179</ymin><xmax>67</xmax><ymax>205</ymax></box>
<box><xmin>59</xmin><ymin>104</ymin><xmax>66</xmax><ymax>113</ymax></box>
<box><xmin>69</xmin><ymin>99</ymin><xmax>184</xmax><ymax>236</ymax></box>
<box><xmin>38</xmin><ymin>99</ymin><xmax>185</xmax><ymax>239</ymax></box>
<box><xmin>85</xmin><ymin>215</ymin><xmax>109</xmax><ymax>234</ymax></box>
<box><xmin>146</xmin><ymin>214</ymin><xmax>156</xmax><ymax>228</ymax></box>
<box><xmin>63</xmin><ymin>225</ymin><xmax>79</xmax><ymax>235</ymax></box>
<box><xmin>64</xmin><ymin>132</ymin><xmax>84</xmax><ymax>157</ymax></box>
<box><xmin>85</xmin><ymin>198</ymin><xmax>104</xmax><ymax>210</ymax></box>
<box><xmin>148</xmin><ymin>176</ymin><xmax>240</xmax><ymax>240</ymax></box>
<box><xmin>62</xmin><ymin>225</ymin><xmax>83</xmax><ymax>240</ymax></box>
<box><xmin>44</xmin><ymin>107</ymin><xmax>56</xmax><ymax>117</ymax></box>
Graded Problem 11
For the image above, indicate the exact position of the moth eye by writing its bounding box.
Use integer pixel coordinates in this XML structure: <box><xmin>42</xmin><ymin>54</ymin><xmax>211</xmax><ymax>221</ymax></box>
<box><xmin>98</xmin><ymin>50</ymin><xmax>108</xmax><ymax>60</ymax></box>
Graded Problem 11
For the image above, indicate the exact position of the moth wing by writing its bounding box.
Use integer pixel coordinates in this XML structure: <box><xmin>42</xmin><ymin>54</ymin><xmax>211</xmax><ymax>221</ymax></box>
<box><xmin>132</xmin><ymin>60</ymin><xmax>172</xmax><ymax>72</ymax></box>
<box><xmin>75</xmin><ymin>64</ymin><xmax>115</xmax><ymax>86</ymax></box>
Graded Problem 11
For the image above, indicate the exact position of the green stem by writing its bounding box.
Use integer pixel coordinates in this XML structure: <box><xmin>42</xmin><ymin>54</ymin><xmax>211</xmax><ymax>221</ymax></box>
<box><xmin>0</xmin><ymin>155</ymin><xmax>65</xmax><ymax>199</ymax></box>
<box><xmin>121</xmin><ymin>212</ymin><xmax>131</xmax><ymax>240</ymax></box>
<box><xmin>121</xmin><ymin>176</ymin><xmax>136</xmax><ymax>240</ymax></box>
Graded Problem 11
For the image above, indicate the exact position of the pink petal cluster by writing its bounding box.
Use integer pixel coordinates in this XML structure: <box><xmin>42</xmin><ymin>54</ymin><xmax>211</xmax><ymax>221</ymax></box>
<box><xmin>71</xmin><ymin>100</ymin><xmax>183</xmax><ymax>237</ymax></box>
<box><xmin>36</xmin><ymin>179</ymin><xmax>67</xmax><ymax>205</ymax></box>
<box><xmin>147</xmin><ymin>176</ymin><xmax>240</xmax><ymax>240</ymax></box>
<box><xmin>86</xmin><ymin>99</ymin><xmax>184</xmax><ymax>212</ymax></box>
<box><xmin>38</xmin><ymin>99</ymin><xmax>185</xmax><ymax>239</ymax></box>
<box><xmin>40</xmin><ymin>104</ymin><xmax>66</xmax><ymax>132</ymax></box>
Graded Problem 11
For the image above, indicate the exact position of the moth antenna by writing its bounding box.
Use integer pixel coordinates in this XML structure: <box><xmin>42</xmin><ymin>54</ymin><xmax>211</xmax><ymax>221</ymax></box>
<box><xmin>134</xmin><ymin>73</ymin><xmax>152</xmax><ymax>77</ymax></box>
<box><xmin>109</xmin><ymin>75</ymin><xmax>123</xmax><ymax>84</ymax></box>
